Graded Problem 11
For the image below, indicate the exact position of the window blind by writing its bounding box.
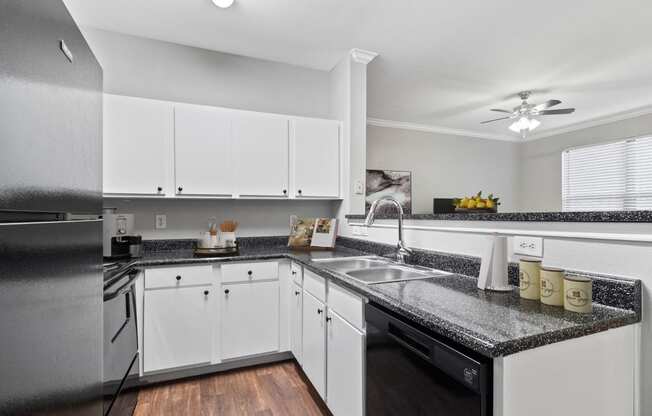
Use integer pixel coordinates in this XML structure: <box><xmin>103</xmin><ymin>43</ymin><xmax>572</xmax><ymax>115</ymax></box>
<box><xmin>562</xmin><ymin>136</ymin><xmax>652</xmax><ymax>211</ymax></box>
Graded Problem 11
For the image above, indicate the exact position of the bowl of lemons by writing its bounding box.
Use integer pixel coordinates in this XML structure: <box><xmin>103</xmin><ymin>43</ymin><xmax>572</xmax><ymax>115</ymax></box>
<box><xmin>453</xmin><ymin>192</ymin><xmax>500</xmax><ymax>213</ymax></box>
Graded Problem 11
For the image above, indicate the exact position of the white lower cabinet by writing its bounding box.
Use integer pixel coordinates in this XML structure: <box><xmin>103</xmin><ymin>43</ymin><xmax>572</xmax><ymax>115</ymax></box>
<box><xmin>143</xmin><ymin>285</ymin><xmax>212</xmax><ymax>373</ymax></box>
<box><xmin>221</xmin><ymin>280</ymin><xmax>280</xmax><ymax>360</ymax></box>
<box><xmin>302</xmin><ymin>290</ymin><xmax>327</xmax><ymax>399</ymax></box>
<box><xmin>299</xmin><ymin>280</ymin><xmax>365</xmax><ymax>415</ymax></box>
<box><xmin>327</xmin><ymin>311</ymin><xmax>365</xmax><ymax>416</ymax></box>
<box><xmin>290</xmin><ymin>281</ymin><xmax>303</xmax><ymax>365</ymax></box>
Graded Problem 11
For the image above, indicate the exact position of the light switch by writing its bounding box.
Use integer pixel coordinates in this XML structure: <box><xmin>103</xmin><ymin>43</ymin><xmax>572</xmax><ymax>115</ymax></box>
<box><xmin>513</xmin><ymin>236</ymin><xmax>543</xmax><ymax>257</ymax></box>
<box><xmin>155</xmin><ymin>214</ymin><xmax>167</xmax><ymax>229</ymax></box>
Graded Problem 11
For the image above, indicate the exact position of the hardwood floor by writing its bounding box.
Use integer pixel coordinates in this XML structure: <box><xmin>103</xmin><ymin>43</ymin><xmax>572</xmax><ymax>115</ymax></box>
<box><xmin>133</xmin><ymin>361</ymin><xmax>329</xmax><ymax>416</ymax></box>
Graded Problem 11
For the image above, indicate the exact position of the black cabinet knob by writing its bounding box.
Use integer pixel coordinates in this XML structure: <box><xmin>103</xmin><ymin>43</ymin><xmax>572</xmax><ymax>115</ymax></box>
<box><xmin>291</xmin><ymin>271</ymin><xmax>297</xmax><ymax>275</ymax></box>
<box><xmin>178</xmin><ymin>186</ymin><xmax>183</xmax><ymax>192</ymax></box>
<box><xmin>298</xmin><ymin>189</ymin><xmax>302</xmax><ymax>195</ymax></box>
<box><xmin>176</xmin><ymin>275</ymin><xmax>181</xmax><ymax>281</ymax></box>
<box><xmin>157</xmin><ymin>186</ymin><xmax>163</xmax><ymax>192</ymax></box>
<box><xmin>317</xmin><ymin>308</ymin><xmax>323</xmax><ymax>314</ymax></box>
<box><xmin>283</xmin><ymin>189</ymin><xmax>287</xmax><ymax>194</ymax></box>
<box><xmin>247</xmin><ymin>270</ymin><xmax>253</xmax><ymax>276</ymax></box>
<box><xmin>326</xmin><ymin>316</ymin><xmax>332</xmax><ymax>323</ymax></box>
<box><xmin>224</xmin><ymin>289</ymin><xmax>230</xmax><ymax>294</ymax></box>
<box><xmin>294</xmin><ymin>291</ymin><xmax>300</xmax><ymax>296</ymax></box>
<box><xmin>204</xmin><ymin>290</ymin><xmax>209</xmax><ymax>295</ymax></box>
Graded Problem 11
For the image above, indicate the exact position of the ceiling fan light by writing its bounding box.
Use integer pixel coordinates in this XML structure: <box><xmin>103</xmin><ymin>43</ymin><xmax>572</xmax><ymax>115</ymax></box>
<box><xmin>509</xmin><ymin>117</ymin><xmax>530</xmax><ymax>133</ymax></box>
<box><xmin>528</xmin><ymin>118</ymin><xmax>541</xmax><ymax>131</ymax></box>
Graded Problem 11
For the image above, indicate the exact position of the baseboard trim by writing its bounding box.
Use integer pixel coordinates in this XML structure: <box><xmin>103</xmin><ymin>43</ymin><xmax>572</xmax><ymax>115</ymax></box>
<box><xmin>138</xmin><ymin>351</ymin><xmax>293</xmax><ymax>386</ymax></box>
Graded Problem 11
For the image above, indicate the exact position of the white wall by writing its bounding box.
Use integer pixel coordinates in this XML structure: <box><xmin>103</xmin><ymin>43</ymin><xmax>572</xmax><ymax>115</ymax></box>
<box><xmin>107</xmin><ymin>198</ymin><xmax>335</xmax><ymax>240</ymax></box>
<box><xmin>367</xmin><ymin>112</ymin><xmax>652</xmax><ymax>214</ymax></box>
<box><xmin>367</xmin><ymin>125</ymin><xmax>520</xmax><ymax>213</ymax></box>
<box><xmin>81</xmin><ymin>27</ymin><xmax>331</xmax><ymax>118</ymax></box>
<box><xmin>519</xmin><ymin>112</ymin><xmax>652</xmax><ymax>212</ymax></box>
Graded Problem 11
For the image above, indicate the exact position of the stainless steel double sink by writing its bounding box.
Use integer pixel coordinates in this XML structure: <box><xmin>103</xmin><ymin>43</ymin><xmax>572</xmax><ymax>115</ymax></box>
<box><xmin>313</xmin><ymin>256</ymin><xmax>450</xmax><ymax>285</ymax></box>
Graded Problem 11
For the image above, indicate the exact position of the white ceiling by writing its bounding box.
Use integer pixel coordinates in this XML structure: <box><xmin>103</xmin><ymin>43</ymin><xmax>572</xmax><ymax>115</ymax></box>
<box><xmin>64</xmin><ymin>0</ymin><xmax>652</xmax><ymax>139</ymax></box>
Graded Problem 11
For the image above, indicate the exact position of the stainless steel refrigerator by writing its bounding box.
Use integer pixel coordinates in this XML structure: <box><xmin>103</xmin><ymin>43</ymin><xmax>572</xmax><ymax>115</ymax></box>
<box><xmin>0</xmin><ymin>1</ymin><xmax>103</xmax><ymax>415</ymax></box>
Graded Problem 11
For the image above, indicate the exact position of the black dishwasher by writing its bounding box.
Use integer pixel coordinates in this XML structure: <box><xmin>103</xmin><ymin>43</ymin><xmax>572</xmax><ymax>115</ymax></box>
<box><xmin>366</xmin><ymin>303</ymin><xmax>491</xmax><ymax>416</ymax></box>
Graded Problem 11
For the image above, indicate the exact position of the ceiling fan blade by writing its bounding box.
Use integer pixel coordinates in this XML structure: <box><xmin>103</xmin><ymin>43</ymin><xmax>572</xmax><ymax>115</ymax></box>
<box><xmin>537</xmin><ymin>108</ymin><xmax>575</xmax><ymax>115</ymax></box>
<box><xmin>533</xmin><ymin>100</ymin><xmax>562</xmax><ymax>112</ymax></box>
<box><xmin>490</xmin><ymin>108</ymin><xmax>512</xmax><ymax>113</ymax></box>
<box><xmin>480</xmin><ymin>116</ymin><xmax>511</xmax><ymax>124</ymax></box>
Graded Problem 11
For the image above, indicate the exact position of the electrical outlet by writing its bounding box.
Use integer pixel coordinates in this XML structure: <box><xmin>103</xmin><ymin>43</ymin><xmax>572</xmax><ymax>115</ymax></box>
<box><xmin>513</xmin><ymin>236</ymin><xmax>543</xmax><ymax>257</ymax></box>
<box><xmin>354</xmin><ymin>180</ymin><xmax>364</xmax><ymax>195</ymax></box>
<box><xmin>352</xmin><ymin>225</ymin><xmax>368</xmax><ymax>237</ymax></box>
<box><xmin>155</xmin><ymin>214</ymin><xmax>167</xmax><ymax>229</ymax></box>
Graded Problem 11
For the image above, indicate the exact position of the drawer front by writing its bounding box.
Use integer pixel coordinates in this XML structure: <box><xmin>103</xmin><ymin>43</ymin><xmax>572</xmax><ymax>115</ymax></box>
<box><xmin>221</xmin><ymin>261</ymin><xmax>279</xmax><ymax>283</ymax></box>
<box><xmin>291</xmin><ymin>262</ymin><xmax>302</xmax><ymax>285</ymax></box>
<box><xmin>145</xmin><ymin>265</ymin><xmax>212</xmax><ymax>289</ymax></box>
<box><xmin>303</xmin><ymin>270</ymin><xmax>326</xmax><ymax>302</ymax></box>
<box><xmin>328</xmin><ymin>283</ymin><xmax>365</xmax><ymax>331</ymax></box>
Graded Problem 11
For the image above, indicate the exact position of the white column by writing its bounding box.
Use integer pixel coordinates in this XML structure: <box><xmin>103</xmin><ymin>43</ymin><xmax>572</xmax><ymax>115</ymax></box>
<box><xmin>329</xmin><ymin>48</ymin><xmax>377</xmax><ymax>237</ymax></box>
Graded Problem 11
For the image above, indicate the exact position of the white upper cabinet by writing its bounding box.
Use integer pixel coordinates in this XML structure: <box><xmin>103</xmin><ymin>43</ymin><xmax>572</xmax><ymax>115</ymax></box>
<box><xmin>103</xmin><ymin>94</ymin><xmax>171</xmax><ymax>195</ymax></box>
<box><xmin>174</xmin><ymin>104</ymin><xmax>233</xmax><ymax>196</ymax></box>
<box><xmin>233</xmin><ymin>113</ymin><xmax>289</xmax><ymax>197</ymax></box>
<box><xmin>291</xmin><ymin>118</ymin><xmax>340</xmax><ymax>198</ymax></box>
<box><xmin>102</xmin><ymin>94</ymin><xmax>341</xmax><ymax>199</ymax></box>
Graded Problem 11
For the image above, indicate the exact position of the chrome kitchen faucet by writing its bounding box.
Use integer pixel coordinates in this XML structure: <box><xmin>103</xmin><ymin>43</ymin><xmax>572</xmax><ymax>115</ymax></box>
<box><xmin>364</xmin><ymin>196</ymin><xmax>413</xmax><ymax>264</ymax></box>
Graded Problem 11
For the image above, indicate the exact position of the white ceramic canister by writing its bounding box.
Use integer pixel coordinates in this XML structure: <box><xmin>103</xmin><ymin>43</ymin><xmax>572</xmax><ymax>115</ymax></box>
<box><xmin>540</xmin><ymin>267</ymin><xmax>564</xmax><ymax>306</ymax></box>
<box><xmin>564</xmin><ymin>274</ymin><xmax>593</xmax><ymax>313</ymax></box>
<box><xmin>198</xmin><ymin>232</ymin><xmax>213</xmax><ymax>249</ymax></box>
<box><xmin>519</xmin><ymin>258</ymin><xmax>542</xmax><ymax>300</ymax></box>
<box><xmin>221</xmin><ymin>232</ymin><xmax>236</xmax><ymax>248</ymax></box>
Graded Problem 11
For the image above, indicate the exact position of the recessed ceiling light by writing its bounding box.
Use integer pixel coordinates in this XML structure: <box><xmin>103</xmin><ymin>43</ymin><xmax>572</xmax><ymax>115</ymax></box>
<box><xmin>212</xmin><ymin>0</ymin><xmax>234</xmax><ymax>8</ymax></box>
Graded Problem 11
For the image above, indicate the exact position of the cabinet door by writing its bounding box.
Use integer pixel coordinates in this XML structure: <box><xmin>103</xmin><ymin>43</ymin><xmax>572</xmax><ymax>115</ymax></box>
<box><xmin>174</xmin><ymin>105</ymin><xmax>233</xmax><ymax>196</ymax></box>
<box><xmin>292</xmin><ymin>118</ymin><xmax>340</xmax><ymax>198</ymax></box>
<box><xmin>233</xmin><ymin>113</ymin><xmax>289</xmax><ymax>197</ymax></box>
<box><xmin>143</xmin><ymin>286</ymin><xmax>212</xmax><ymax>372</ymax></box>
<box><xmin>290</xmin><ymin>282</ymin><xmax>303</xmax><ymax>365</ymax></box>
<box><xmin>327</xmin><ymin>311</ymin><xmax>365</xmax><ymax>416</ymax></box>
<box><xmin>103</xmin><ymin>94</ymin><xmax>171</xmax><ymax>195</ymax></box>
<box><xmin>221</xmin><ymin>281</ymin><xmax>280</xmax><ymax>360</ymax></box>
<box><xmin>302</xmin><ymin>290</ymin><xmax>326</xmax><ymax>399</ymax></box>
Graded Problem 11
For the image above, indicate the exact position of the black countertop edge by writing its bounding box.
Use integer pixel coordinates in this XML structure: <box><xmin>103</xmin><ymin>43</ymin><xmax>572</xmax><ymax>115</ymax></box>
<box><xmin>135</xmin><ymin>238</ymin><xmax>641</xmax><ymax>358</ymax></box>
<box><xmin>345</xmin><ymin>210</ymin><xmax>652</xmax><ymax>223</ymax></box>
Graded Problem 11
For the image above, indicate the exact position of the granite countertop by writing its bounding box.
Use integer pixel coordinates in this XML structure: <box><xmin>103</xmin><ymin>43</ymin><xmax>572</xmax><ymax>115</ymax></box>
<box><xmin>345</xmin><ymin>210</ymin><xmax>652</xmax><ymax>223</ymax></box>
<box><xmin>134</xmin><ymin>242</ymin><xmax>639</xmax><ymax>358</ymax></box>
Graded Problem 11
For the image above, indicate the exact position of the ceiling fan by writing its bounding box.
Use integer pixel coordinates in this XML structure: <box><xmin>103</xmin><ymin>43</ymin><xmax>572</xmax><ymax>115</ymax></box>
<box><xmin>481</xmin><ymin>91</ymin><xmax>575</xmax><ymax>138</ymax></box>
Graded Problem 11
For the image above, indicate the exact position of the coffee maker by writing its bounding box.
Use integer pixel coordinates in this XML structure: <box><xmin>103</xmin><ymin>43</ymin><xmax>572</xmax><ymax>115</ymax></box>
<box><xmin>102</xmin><ymin>208</ymin><xmax>142</xmax><ymax>259</ymax></box>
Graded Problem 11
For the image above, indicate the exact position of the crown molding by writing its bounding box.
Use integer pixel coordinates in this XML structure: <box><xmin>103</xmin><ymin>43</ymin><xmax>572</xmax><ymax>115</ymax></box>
<box><xmin>526</xmin><ymin>105</ymin><xmax>652</xmax><ymax>141</ymax></box>
<box><xmin>366</xmin><ymin>118</ymin><xmax>517</xmax><ymax>142</ymax></box>
<box><xmin>350</xmin><ymin>48</ymin><xmax>378</xmax><ymax>65</ymax></box>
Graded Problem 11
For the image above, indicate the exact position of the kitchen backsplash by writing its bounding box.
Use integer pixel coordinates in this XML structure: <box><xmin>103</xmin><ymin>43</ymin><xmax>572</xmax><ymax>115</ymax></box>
<box><xmin>104</xmin><ymin>198</ymin><xmax>336</xmax><ymax>240</ymax></box>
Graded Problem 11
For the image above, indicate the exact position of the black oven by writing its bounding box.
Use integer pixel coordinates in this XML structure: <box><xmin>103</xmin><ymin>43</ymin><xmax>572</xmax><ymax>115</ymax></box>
<box><xmin>366</xmin><ymin>303</ymin><xmax>492</xmax><ymax>416</ymax></box>
<box><xmin>103</xmin><ymin>264</ymin><xmax>140</xmax><ymax>416</ymax></box>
